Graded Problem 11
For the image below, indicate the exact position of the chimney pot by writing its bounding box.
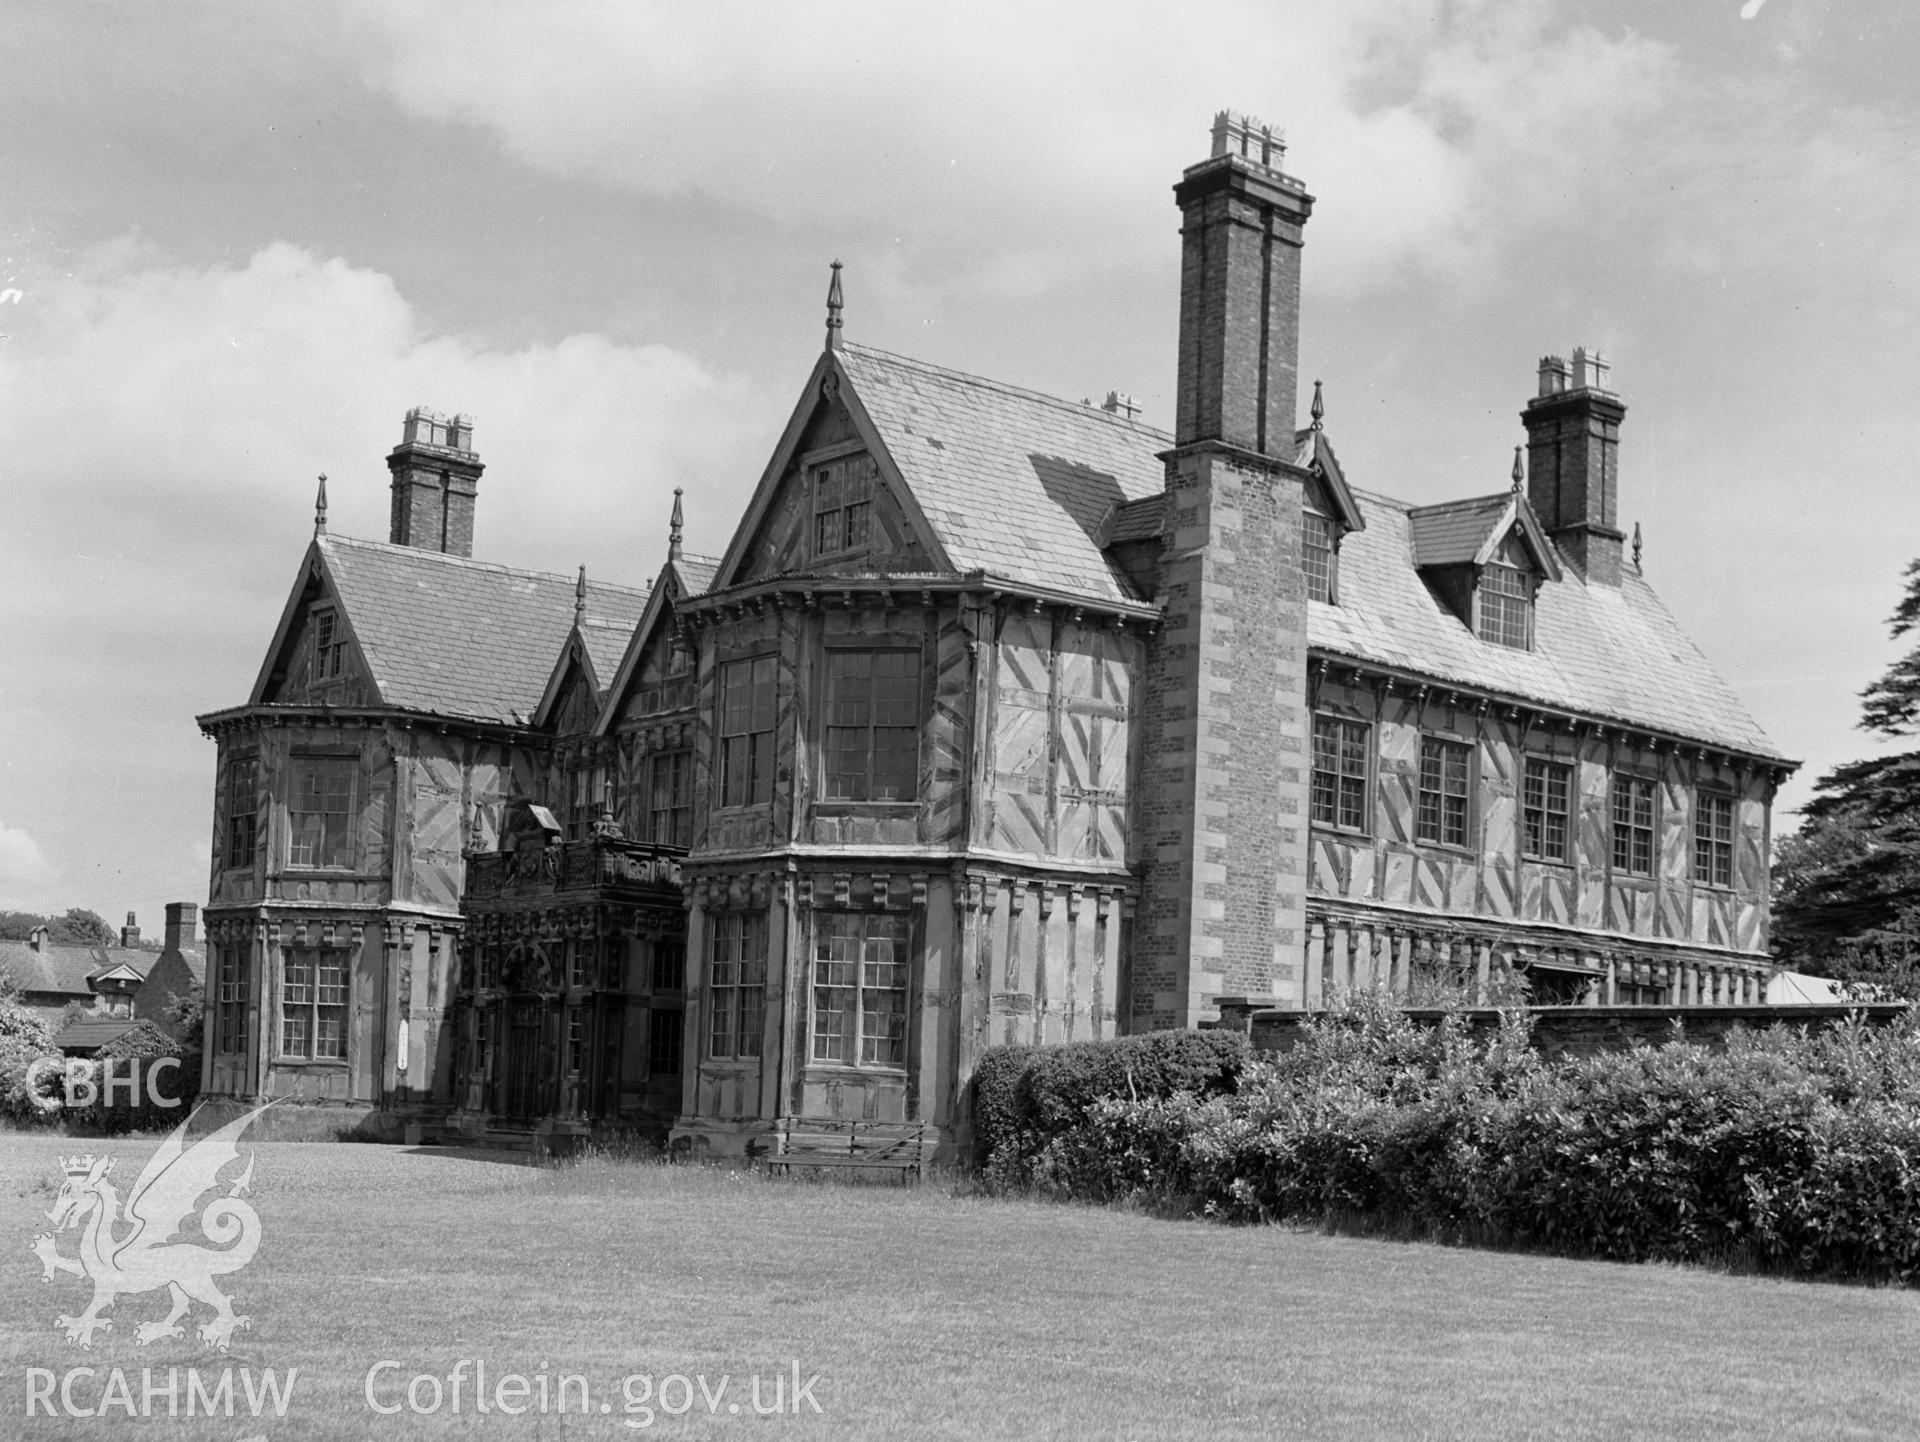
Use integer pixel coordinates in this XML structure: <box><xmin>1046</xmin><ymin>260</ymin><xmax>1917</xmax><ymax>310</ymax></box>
<box><xmin>1537</xmin><ymin>355</ymin><xmax>1570</xmax><ymax>397</ymax></box>
<box><xmin>389</xmin><ymin>406</ymin><xmax>484</xmax><ymax>557</ymax></box>
<box><xmin>1571</xmin><ymin>346</ymin><xmax>1612</xmax><ymax>393</ymax></box>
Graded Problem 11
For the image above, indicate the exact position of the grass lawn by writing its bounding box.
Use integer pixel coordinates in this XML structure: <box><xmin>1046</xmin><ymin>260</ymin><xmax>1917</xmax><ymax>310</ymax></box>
<box><xmin>2</xmin><ymin>1132</ymin><xmax>1918</xmax><ymax>1440</ymax></box>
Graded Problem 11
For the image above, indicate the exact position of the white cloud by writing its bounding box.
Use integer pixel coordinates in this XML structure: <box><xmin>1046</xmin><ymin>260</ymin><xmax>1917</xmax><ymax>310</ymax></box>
<box><xmin>0</xmin><ymin>821</ymin><xmax>58</xmax><ymax>909</ymax></box>
<box><xmin>0</xmin><ymin>238</ymin><xmax>775</xmax><ymax>929</ymax></box>
<box><xmin>344</xmin><ymin>0</ymin><xmax>1677</xmax><ymax>297</ymax></box>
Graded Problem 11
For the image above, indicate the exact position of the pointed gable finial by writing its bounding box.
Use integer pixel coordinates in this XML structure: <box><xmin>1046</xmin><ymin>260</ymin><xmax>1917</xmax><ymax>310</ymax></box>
<box><xmin>1310</xmin><ymin>380</ymin><xmax>1324</xmax><ymax>432</ymax></box>
<box><xmin>825</xmin><ymin>260</ymin><xmax>844</xmax><ymax>351</ymax></box>
<box><xmin>1632</xmin><ymin>521</ymin><xmax>1643</xmax><ymax>572</ymax></box>
<box><xmin>575</xmin><ymin>564</ymin><xmax>587</xmax><ymax>625</ymax></box>
<box><xmin>314</xmin><ymin>473</ymin><xmax>328</xmax><ymax>536</ymax></box>
<box><xmin>1511</xmin><ymin>445</ymin><xmax>1525</xmax><ymax>496</ymax></box>
<box><xmin>669</xmin><ymin>486</ymin><xmax>685</xmax><ymax>562</ymax></box>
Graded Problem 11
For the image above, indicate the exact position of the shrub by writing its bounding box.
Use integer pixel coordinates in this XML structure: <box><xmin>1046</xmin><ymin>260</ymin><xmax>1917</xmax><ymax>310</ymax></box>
<box><xmin>77</xmin><ymin>1020</ymin><xmax>201</xmax><ymax>1135</ymax></box>
<box><xmin>971</xmin><ymin>1029</ymin><xmax>1248</xmax><ymax>1187</ymax></box>
<box><xmin>0</xmin><ymin>997</ymin><xmax>60</xmax><ymax>1125</ymax></box>
<box><xmin>1008</xmin><ymin>996</ymin><xmax>1920</xmax><ymax>1284</ymax></box>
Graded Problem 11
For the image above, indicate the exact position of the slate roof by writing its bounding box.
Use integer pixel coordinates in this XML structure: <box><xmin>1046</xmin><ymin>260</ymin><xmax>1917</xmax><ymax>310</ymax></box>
<box><xmin>1316</xmin><ymin>488</ymin><xmax>1782</xmax><ymax>757</ymax></box>
<box><xmin>672</xmin><ymin>554</ymin><xmax>720</xmax><ymax>597</ymax></box>
<box><xmin>577</xmin><ymin>619</ymin><xmax>635</xmax><ymax>695</ymax></box>
<box><xmin>838</xmin><ymin>344</ymin><xmax>1166</xmax><ymax>604</ymax></box>
<box><xmin>1407</xmin><ymin>494</ymin><xmax>1514</xmax><ymax>567</ymax></box>
<box><xmin>834</xmin><ymin>347</ymin><xmax>1781</xmax><ymax>759</ymax></box>
<box><xmin>319</xmin><ymin>536</ymin><xmax>652</xmax><ymax>726</ymax></box>
<box><xmin>53</xmin><ymin>1018</ymin><xmax>143</xmax><ymax>1053</ymax></box>
<box><xmin>0</xmin><ymin>942</ymin><xmax>152</xmax><ymax>999</ymax></box>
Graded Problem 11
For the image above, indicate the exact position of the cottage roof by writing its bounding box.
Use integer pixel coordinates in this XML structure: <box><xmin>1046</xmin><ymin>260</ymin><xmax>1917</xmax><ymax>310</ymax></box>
<box><xmin>0</xmin><ymin>942</ymin><xmax>153</xmax><ymax>999</ymax></box>
<box><xmin>307</xmin><ymin>536</ymin><xmax>651</xmax><ymax>726</ymax></box>
<box><xmin>53</xmin><ymin>1018</ymin><xmax>143</xmax><ymax>1053</ymax></box>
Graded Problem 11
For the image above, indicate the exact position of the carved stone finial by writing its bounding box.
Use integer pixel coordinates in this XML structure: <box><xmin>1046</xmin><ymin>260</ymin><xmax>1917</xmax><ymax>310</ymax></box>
<box><xmin>1310</xmin><ymin>379</ymin><xmax>1324</xmax><ymax>431</ymax></box>
<box><xmin>826</xmin><ymin>260</ymin><xmax>844</xmax><ymax>351</ymax></box>
<box><xmin>669</xmin><ymin>486</ymin><xmax>684</xmax><ymax>562</ymax></box>
<box><xmin>1511</xmin><ymin>445</ymin><xmax>1524</xmax><ymax>495</ymax></box>
<box><xmin>575</xmin><ymin>564</ymin><xmax>587</xmax><ymax>625</ymax></box>
<box><xmin>1632</xmin><ymin>521</ymin><xmax>1643</xmax><ymax>571</ymax></box>
<box><xmin>314</xmin><ymin>473</ymin><xmax>328</xmax><ymax>536</ymax></box>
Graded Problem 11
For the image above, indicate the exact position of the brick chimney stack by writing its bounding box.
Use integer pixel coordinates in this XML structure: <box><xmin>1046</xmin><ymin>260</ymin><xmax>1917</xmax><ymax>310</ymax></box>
<box><xmin>120</xmin><ymin>912</ymin><xmax>140</xmax><ymax>948</ymax></box>
<box><xmin>164</xmin><ymin>902</ymin><xmax>197</xmax><ymax>953</ymax></box>
<box><xmin>387</xmin><ymin>407</ymin><xmax>483</xmax><ymax>558</ymax></box>
<box><xmin>1522</xmin><ymin>348</ymin><xmax>1627</xmax><ymax>586</ymax></box>
<box><xmin>1137</xmin><ymin>111</ymin><xmax>1317</xmax><ymax>1030</ymax></box>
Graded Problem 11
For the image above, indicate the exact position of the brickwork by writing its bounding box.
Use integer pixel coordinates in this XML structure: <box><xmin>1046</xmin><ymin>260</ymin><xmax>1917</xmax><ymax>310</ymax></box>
<box><xmin>1137</xmin><ymin>130</ymin><xmax>1316</xmax><ymax>1028</ymax></box>
<box><xmin>386</xmin><ymin>414</ymin><xmax>483</xmax><ymax>558</ymax></box>
<box><xmin>1523</xmin><ymin>379</ymin><xmax>1625</xmax><ymax>586</ymax></box>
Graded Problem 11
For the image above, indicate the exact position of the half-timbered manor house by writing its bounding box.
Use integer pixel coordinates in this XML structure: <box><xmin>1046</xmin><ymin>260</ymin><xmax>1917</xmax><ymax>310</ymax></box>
<box><xmin>196</xmin><ymin>113</ymin><xmax>1792</xmax><ymax>1156</ymax></box>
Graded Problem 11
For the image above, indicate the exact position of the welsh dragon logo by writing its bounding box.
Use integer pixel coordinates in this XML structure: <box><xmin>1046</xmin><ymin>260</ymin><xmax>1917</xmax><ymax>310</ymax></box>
<box><xmin>30</xmin><ymin>1104</ymin><xmax>271</xmax><ymax>1351</ymax></box>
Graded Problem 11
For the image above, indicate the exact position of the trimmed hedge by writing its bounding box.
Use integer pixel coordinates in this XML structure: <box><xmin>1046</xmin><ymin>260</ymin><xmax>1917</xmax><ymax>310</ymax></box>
<box><xmin>1001</xmin><ymin>996</ymin><xmax>1920</xmax><ymax>1285</ymax></box>
<box><xmin>971</xmin><ymin>1029</ymin><xmax>1248</xmax><ymax>1183</ymax></box>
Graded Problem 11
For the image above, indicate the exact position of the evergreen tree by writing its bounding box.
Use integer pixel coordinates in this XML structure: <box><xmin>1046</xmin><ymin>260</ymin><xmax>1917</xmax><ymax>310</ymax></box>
<box><xmin>1773</xmin><ymin>560</ymin><xmax>1920</xmax><ymax>995</ymax></box>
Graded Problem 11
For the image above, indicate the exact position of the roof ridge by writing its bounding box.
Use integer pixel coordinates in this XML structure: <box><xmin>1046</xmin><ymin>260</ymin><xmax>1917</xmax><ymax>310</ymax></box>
<box><xmin>841</xmin><ymin>340</ymin><xmax>1175</xmax><ymax>443</ymax></box>
<box><xmin>322</xmin><ymin>534</ymin><xmax>653</xmax><ymax>599</ymax></box>
<box><xmin>1405</xmin><ymin>491</ymin><xmax>1511</xmax><ymax>517</ymax></box>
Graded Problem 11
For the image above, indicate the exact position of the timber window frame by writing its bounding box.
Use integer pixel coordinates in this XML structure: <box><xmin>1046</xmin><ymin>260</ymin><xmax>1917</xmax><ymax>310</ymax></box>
<box><xmin>312</xmin><ymin>608</ymin><xmax>348</xmax><ymax>681</ymax></box>
<box><xmin>647</xmin><ymin>1007</ymin><xmax>683</xmax><ymax>1076</ymax></box>
<box><xmin>567</xmin><ymin>762</ymin><xmax>612</xmax><ymax>842</ymax></box>
<box><xmin>1311</xmin><ymin>714</ymin><xmax>1371</xmax><ymax>833</ymax></box>
<box><xmin>1475</xmin><ymin>562</ymin><xmax>1534</xmax><ymax>651</ymax></box>
<box><xmin>718</xmin><ymin>655</ymin><xmax>777</xmax><ymax>809</ymax></box>
<box><xmin>1611</xmin><ymin>773</ymin><xmax>1658</xmax><ymax>877</ymax></box>
<box><xmin>648</xmin><ymin>749</ymin><xmax>693</xmax><ymax>846</ymax></box>
<box><xmin>1416</xmin><ymin>737</ymin><xmax>1473</xmax><ymax>850</ymax></box>
<box><xmin>809</xmin><ymin>910</ymin><xmax>911</xmax><ymax>1070</ymax></box>
<box><xmin>287</xmin><ymin>755</ymin><xmax>355</xmax><ymax>870</ymax></box>
<box><xmin>1522</xmin><ymin>756</ymin><xmax>1573</xmax><ymax>863</ymax></box>
<box><xmin>706</xmin><ymin>910</ymin><xmax>767</xmax><ymax>1060</ymax></box>
<box><xmin>224</xmin><ymin>755</ymin><xmax>259</xmax><ymax>870</ymax></box>
<box><xmin>1302</xmin><ymin>509</ymin><xmax>1337</xmax><ymax>604</ymax></box>
<box><xmin>279</xmin><ymin>947</ymin><xmax>348</xmax><ymax>1061</ymax></box>
<box><xmin>213</xmin><ymin>944</ymin><xmax>248</xmax><ymax>1056</ymax></box>
<box><xmin>811</xmin><ymin>453</ymin><xmax>878</xmax><ymax>559</ymax></box>
<box><xmin>1694</xmin><ymin>791</ymin><xmax>1735</xmax><ymax>889</ymax></box>
<box><xmin>823</xmin><ymin>648</ymin><xmax>921</xmax><ymax>802</ymax></box>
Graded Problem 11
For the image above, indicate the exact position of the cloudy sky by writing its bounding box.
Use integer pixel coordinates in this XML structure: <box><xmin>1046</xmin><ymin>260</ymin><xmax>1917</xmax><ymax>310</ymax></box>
<box><xmin>3</xmin><ymin>0</ymin><xmax>1916</xmax><ymax>923</ymax></box>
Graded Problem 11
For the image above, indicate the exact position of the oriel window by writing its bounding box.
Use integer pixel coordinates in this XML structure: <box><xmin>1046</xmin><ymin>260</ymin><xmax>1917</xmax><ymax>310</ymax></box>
<box><xmin>288</xmin><ymin>757</ymin><xmax>355</xmax><ymax>869</ymax></box>
<box><xmin>824</xmin><ymin>650</ymin><xmax>920</xmax><ymax>801</ymax></box>
<box><xmin>281</xmin><ymin>949</ymin><xmax>348</xmax><ymax>1060</ymax></box>
<box><xmin>811</xmin><ymin>912</ymin><xmax>911</xmax><ymax>1068</ymax></box>
<box><xmin>707</xmin><ymin>911</ymin><xmax>767</xmax><ymax>1059</ymax></box>
<box><xmin>719</xmin><ymin>657</ymin><xmax>776</xmax><ymax>807</ymax></box>
<box><xmin>225</xmin><ymin>756</ymin><xmax>259</xmax><ymax>869</ymax></box>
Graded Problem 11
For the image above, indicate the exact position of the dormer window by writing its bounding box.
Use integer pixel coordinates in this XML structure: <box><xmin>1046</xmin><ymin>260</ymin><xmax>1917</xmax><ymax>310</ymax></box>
<box><xmin>1302</xmin><ymin>510</ymin><xmax>1335</xmax><ymax>603</ymax></box>
<box><xmin>1475</xmin><ymin>561</ymin><xmax>1533</xmax><ymax>650</ymax></box>
<box><xmin>813</xmin><ymin>454</ymin><xmax>877</xmax><ymax>557</ymax></box>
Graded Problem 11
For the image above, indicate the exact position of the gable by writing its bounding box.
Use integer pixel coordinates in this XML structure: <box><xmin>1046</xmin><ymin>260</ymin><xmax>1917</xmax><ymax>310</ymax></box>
<box><xmin>256</xmin><ymin>554</ymin><xmax>379</xmax><ymax>707</ymax></box>
<box><xmin>733</xmin><ymin>381</ymin><xmax>941</xmax><ymax>585</ymax></box>
<box><xmin>547</xmin><ymin>650</ymin><xmax>601</xmax><ymax>737</ymax></box>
